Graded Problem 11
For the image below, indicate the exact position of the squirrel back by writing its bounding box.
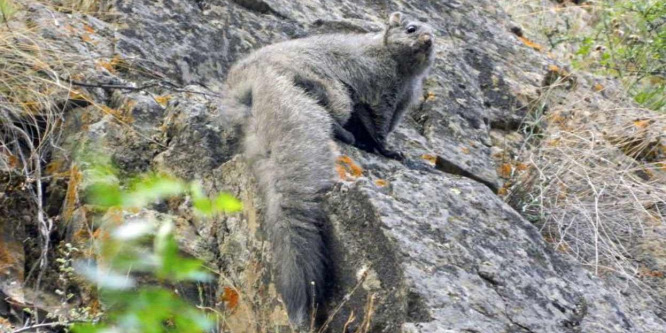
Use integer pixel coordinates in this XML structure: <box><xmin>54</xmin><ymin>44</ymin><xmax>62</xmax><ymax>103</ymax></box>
<box><xmin>223</xmin><ymin>12</ymin><xmax>435</xmax><ymax>326</ymax></box>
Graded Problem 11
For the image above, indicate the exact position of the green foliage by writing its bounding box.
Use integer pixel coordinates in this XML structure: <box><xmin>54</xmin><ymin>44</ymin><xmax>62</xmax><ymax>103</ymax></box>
<box><xmin>572</xmin><ymin>0</ymin><xmax>665</xmax><ymax>111</ymax></box>
<box><xmin>72</xmin><ymin>288</ymin><xmax>213</xmax><ymax>333</ymax></box>
<box><xmin>0</xmin><ymin>0</ymin><xmax>16</xmax><ymax>23</ymax></box>
<box><xmin>71</xmin><ymin>156</ymin><xmax>242</xmax><ymax>333</ymax></box>
<box><xmin>82</xmin><ymin>156</ymin><xmax>242</xmax><ymax>216</ymax></box>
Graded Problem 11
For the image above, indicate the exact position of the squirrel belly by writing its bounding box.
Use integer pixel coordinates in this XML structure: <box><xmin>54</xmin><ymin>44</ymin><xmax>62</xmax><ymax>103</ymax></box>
<box><xmin>222</xmin><ymin>11</ymin><xmax>435</xmax><ymax>326</ymax></box>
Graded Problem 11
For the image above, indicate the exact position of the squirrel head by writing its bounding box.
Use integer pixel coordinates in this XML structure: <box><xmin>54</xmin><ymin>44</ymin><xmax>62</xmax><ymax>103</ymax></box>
<box><xmin>383</xmin><ymin>12</ymin><xmax>435</xmax><ymax>74</ymax></box>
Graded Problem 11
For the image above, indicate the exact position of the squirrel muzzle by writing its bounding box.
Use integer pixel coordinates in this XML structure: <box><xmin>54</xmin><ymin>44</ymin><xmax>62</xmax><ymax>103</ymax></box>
<box><xmin>418</xmin><ymin>33</ymin><xmax>434</xmax><ymax>51</ymax></box>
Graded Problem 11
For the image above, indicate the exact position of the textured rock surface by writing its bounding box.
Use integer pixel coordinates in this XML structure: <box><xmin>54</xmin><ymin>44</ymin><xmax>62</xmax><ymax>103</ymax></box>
<box><xmin>2</xmin><ymin>0</ymin><xmax>665</xmax><ymax>332</ymax></box>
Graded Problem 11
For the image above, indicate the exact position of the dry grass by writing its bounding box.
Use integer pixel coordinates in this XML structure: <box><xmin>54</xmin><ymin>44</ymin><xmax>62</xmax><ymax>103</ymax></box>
<box><xmin>497</xmin><ymin>1</ymin><xmax>666</xmax><ymax>298</ymax></box>
<box><xmin>0</xmin><ymin>0</ymin><xmax>92</xmax><ymax>289</ymax></box>
<box><xmin>40</xmin><ymin>0</ymin><xmax>110</xmax><ymax>15</ymax></box>
<box><xmin>501</xmin><ymin>70</ymin><xmax>666</xmax><ymax>293</ymax></box>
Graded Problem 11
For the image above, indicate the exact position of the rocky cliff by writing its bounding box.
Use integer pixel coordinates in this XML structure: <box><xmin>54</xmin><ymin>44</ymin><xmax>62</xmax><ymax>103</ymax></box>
<box><xmin>1</xmin><ymin>0</ymin><xmax>665</xmax><ymax>332</ymax></box>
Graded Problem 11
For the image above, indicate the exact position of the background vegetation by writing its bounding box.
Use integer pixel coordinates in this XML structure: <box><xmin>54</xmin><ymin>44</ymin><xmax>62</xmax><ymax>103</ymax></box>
<box><xmin>500</xmin><ymin>0</ymin><xmax>665</xmax><ymax>294</ymax></box>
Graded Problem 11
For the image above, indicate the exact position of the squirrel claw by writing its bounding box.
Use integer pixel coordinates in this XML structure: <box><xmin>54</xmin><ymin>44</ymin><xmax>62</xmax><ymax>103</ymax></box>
<box><xmin>377</xmin><ymin>147</ymin><xmax>405</xmax><ymax>161</ymax></box>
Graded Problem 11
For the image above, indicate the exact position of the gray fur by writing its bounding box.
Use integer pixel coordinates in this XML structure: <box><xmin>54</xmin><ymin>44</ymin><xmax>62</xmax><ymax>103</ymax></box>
<box><xmin>223</xmin><ymin>12</ymin><xmax>435</xmax><ymax>325</ymax></box>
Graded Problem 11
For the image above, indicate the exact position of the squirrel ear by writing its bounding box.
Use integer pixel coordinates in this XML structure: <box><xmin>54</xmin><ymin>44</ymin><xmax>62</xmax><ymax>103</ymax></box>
<box><xmin>388</xmin><ymin>12</ymin><xmax>403</xmax><ymax>27</ymax></box>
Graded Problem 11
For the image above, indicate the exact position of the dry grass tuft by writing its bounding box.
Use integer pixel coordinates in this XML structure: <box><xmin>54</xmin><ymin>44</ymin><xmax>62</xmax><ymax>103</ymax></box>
<box><xmin>40</xmin><ymin>0</ymin><xmax>110</xmax><ymax>15</ymax></box>
<box><xmin>497</xmin><ymin>1</ymin><xmax>666</xmax><ymax>300</ymax></box>
<box><xmin>504</xmin><ymin>74</ymin><xmax>666</xmax><ymax>291</ymax></box>
<box><xmin>0</xmin><ymin>0</ymin><xmax>94</xmax><ymax>289</ymax></box>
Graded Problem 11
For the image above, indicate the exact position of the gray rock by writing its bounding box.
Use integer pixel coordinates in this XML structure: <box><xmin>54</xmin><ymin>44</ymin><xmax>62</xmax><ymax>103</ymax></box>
<box><xmin>107</xmin><ymin>0</ymin><xmax>666</xmax><ymax>330</ymax></box>
<box><xmin>6</xmin><ymin>0</ymin><xmax>665</xmax><ymax>331</ymax></box>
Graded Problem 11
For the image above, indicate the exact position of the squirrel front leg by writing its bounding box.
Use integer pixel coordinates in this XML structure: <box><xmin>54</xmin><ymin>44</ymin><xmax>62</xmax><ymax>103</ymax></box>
<box><xmin>345</xmin><ymin>102</ymin><xmax>405</xmax><ymax>160</ymax></box>
<box><xmin>333</xmin><ymin>121</ymin><xmax>355</xmax><ymax>144</ymax></box>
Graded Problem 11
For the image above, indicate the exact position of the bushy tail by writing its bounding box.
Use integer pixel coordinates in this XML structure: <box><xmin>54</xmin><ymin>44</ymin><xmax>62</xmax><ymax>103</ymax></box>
<box><xmin>240</xmin><ymin>66</ymin><xmax>335</xmax><ymax>325</ymax></box>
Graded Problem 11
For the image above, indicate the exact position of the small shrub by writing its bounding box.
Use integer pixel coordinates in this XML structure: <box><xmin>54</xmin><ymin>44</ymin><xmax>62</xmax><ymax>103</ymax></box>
<box><xmin>71</xmin><ymin>155</ymin><xmax>242</xmax><ymax>333</ymax></box>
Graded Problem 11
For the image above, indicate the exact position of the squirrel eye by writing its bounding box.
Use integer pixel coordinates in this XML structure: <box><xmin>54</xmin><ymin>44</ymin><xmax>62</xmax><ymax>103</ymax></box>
<box><xmin>406</xmin><ymin>25</ymin><xmax>417</xmax><ymax>34</ymax></box>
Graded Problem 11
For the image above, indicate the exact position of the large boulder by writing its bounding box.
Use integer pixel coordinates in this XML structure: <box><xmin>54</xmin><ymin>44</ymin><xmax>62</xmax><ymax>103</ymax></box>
<box><xmin>2</xmin><ymin>0</ymin><xmax>664</xmax><ymax>332</ymax></box>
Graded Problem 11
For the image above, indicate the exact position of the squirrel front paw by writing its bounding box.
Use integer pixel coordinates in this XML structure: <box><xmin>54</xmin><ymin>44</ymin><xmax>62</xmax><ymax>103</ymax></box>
<box><xmin>377</xmin><ymin>146</ymin><xmax>405</xmax><ymax>161</ymax></box>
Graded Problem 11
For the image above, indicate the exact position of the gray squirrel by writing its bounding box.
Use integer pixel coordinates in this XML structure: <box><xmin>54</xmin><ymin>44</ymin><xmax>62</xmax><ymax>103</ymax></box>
<box><xmin>222</xmin><ymin>11</ymin><xmax>435</xmax><ymax>325</ymax></box>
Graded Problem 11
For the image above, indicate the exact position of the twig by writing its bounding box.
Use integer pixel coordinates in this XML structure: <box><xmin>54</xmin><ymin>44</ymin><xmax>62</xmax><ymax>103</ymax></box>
<box><xmin>317</xmin><ymin>269</ymin><xmax>369</xmax><ymax>333</ymax></box>
<box><xmin>69</xmin><ymin>79</ymin><xmax>160</xmax><ymax>91</ymax></box>
<box><xmin>12</xmin><ymin>322</ymin><xmax>68</xmax><ymax>333</ymax></box>
<box><xmin>5</xmin><ymin>122</ymin><xmax>51</xmax><ymax>298</ymax></box>
<box><xmin>67</xmin><ymin>79</ymin><xmax>222</xmax><ymax>98</ymax></box>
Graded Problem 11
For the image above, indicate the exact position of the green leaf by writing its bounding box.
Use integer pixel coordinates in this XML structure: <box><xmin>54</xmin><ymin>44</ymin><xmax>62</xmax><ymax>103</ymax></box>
<box><xmin>85</xmin><ymin>182</ymin><xmax>123</xmax><ymax>207</ymax></box>
<box><xmin>75</xmin><ymin>261</ymin><xmax>135</xmax><ymax>290</ymax></box>
<box><xmin>193</xmin><ymin>196</ymin><xmax>213</xmax><ymax>215</ymax></box>
<box><xmin>190</xmin><ymin>182</ymin><xmax>213</xmax><ymax>215</ymax></box>
<box><xmin>214</xmin><ymin>192</ymin><xmax>243</xmax><ymax>213</ymax></box>
<box><xmin>576</xmin><ymin>37</ymin><xmax>593</xmax><ymax>56</ymax></box>
<box><xmin>123</xmin><ymin>175</ymin><xmax>185</xmax><ymax>208</ymax></box>
<box><xmin>153</xmin><ymin>222</ymin><xmax>210</xmax><ymax>282</ymax></box>
<box><xmin>71</xmin><ymin>323</ymin><xmax>110</xmax><ymax>333</ymax></box>
<box><xmin>0</xmin><ymin>0</ymin><xmax>17</xmax><ymax>23</ymax></box>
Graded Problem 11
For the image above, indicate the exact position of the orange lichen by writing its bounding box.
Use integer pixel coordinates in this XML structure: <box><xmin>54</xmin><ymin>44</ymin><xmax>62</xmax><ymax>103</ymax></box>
<box><xmin>73</xmin><ymin>227</ymin><xmax>91</xmax><ymax>245</ymax></box>
<box><xmin>336</xmin><ymin>155</ymin><xmax>363</xmax><ymax>180</ymax></box>
<box><xmin>92</xmin><ymin>228</ymin><xmax>110</xmax><ymax>243</ymax></box>
<box><xmin>104</xmin><ymin>207</ymin><xmax>125</xmax><ymax>227</ymax></box>
<box><xmin>633</xmin><ymin>119</ymin><xmax>650</xmax><ymax>129</ymax></box>
<box><xmin>68</xmin><ymin>89</ymin><xmax>91</xmax><ymax>102</ymax></box>
<box><xmin>518</xmin><ymin>36</ymin><xmax>543</xmax><ymax>52</ymax></box>
<box><xmin>221</xmin><ymin>286</ymin><xmax>239</xmax><ymax>311</ymax></box>
<box><xmin>516</xmin><ymin>163</ymin><xmax>529</xmax><ymax>171</ymax></box>
<box><xmin>460</xmin><ymin>147</ymin><xmax>470</xmax><ymax>154</ymax></box>
<box><xmin>83</xmin><ymin>24</ymin><xmax>95</xmax><ymax>34</ymax></box>
<box><xmin>63</xmin><ymin>165</ymin><xmax>82</xmax><ymax>222</ymax></box>
<box><xmin>100</xmin><ymin>104</ymin><xmax>134</xmax><ymax>124</ymax></box>
<box><xmin>593</xmin><ymin>83</ymin><xmax>604</xmax><ymax>92</ymax></box>
<box><xmin>64</xmin><ymin>24</ymin><xmax>76</xmax><ymax>34</ymax></box>
<box><xmin>2</xmin><ymin>149</ymin><xmax>19</xmax><ymax>170</ymax></box>
<box><xmin>498</xmin><ymin>163</ymin><xmax>513</xmax><ymax>178</ymax></box>
<box><xmin>638</xmin><ymin>266</ymin><xmax>665</xmax><ymax>279</ymax></box>
<box><xmin>45</xmin><ymin>160</ymin><xmax>65</xmax><ymax>176</ymax></box>
<box><xmin>374</xmin><ymin>179</ymin><xmax>388</xmax><ymax>187</ymax></box>
<box><xmin>154</xmin><ymin>95</ymin><xmax>172</xmax><ymax>108</ymax></box>
<box><xmin>95</xmin><ymin>55</ymin><xmax>124</xmax><ymax>74</ymax></box>
<box><xmin>0</xmin><ymin>240</ymin><xmax>15</xmax><ymax>268</ymax></box>
<box><xmin>335</xmin><ymin>164</ymin><xmax>348</xmax><ymax>180</ymax></box>
<box><xmin>88</xmin><ymin>298</ymin><xmax>102</xmax><ymax>316</ymax></box>
<box><xmin>421</xmin><ymin>154</ymin><xmax>437</xmax><ymax>165</ymax></box>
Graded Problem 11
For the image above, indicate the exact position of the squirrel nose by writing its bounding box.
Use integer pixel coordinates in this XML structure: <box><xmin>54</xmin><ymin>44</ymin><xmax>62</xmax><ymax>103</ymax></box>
<box><xmin>419</xmin><ymin>33</ymin><xmax>433</xmax><ymax>48</ymax></box>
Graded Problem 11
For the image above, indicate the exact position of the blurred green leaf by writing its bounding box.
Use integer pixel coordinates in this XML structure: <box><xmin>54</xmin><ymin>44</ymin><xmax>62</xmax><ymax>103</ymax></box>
<box><xmin>74</xmin><ymin>154</ymin><xmax>239</xmax><ymax>331</ymax></box>
<box><xmin>123</xmin><ymin>175</ymin><xmax>185</xmax><ymax>208</ymax></box>
<box><xmin>0</xmin><ymin>0</ymin><xmax>17</xmax><ymax>23</ymax></box>
<box><xmin>576</xmin><ymin>37</ymin><xmax>593</xmax><ymax>56</ymax></box>
<box><xmin>214</xmin><ymin>192</ymin><xmax>243</xmax><ymax>212</ymax></box>
<box><xmin>190</xmin><ymin>182</ymin><xmax>213</xmax><ymax>215</ymax></box>
<box><xmin>85</xmin><ymin>182</ymin><xmax>123</xmax><ymax>207</ymax></box>
<box><xmin>74</xmin><ymin>261</ymin><xmax>135</xmax><ymax>290</ymax></box>
<box><xmin>71</xmin><ymin>322</ymin><xmax>113</xmax><ymax>333</ymax></box>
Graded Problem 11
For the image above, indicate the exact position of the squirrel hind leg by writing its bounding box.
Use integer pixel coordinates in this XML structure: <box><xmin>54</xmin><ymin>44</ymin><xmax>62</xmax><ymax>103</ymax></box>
<box><xmin>292</xmin><ymin>72</ymin><xmax>352</xmax><ymax>124</ymax></box>
<box><xmin>293</xmin><ymin>73</ymin><xmax>331</xmax><ymax>106</ymax></box>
